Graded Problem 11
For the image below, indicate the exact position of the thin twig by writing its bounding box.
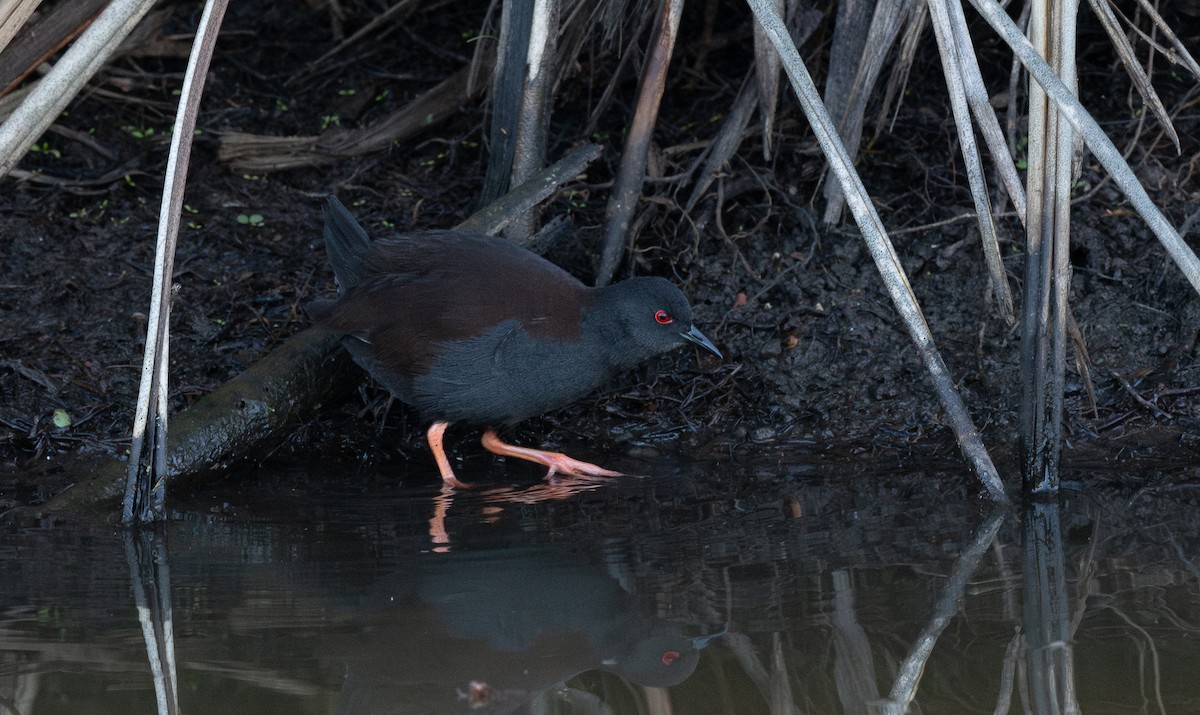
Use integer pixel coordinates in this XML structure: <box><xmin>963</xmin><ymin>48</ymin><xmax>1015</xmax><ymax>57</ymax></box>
<box><xmin>1111</xmin><ymin>371</ymin><xmax>1173</xmax><ymax>420</ymax></box>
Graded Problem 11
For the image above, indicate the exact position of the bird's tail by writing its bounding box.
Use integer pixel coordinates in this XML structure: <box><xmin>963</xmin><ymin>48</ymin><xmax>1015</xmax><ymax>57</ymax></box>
<box><xmin>324</xmin><ymin>195</ymin><xmax>374</xmax><ymax>293</ymax></box>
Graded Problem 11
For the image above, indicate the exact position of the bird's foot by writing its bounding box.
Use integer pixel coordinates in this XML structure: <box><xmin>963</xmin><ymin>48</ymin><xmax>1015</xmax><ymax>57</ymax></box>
<box><xmin>539</xmin><ymin>453</ymin><xmax>623</xmax><ymax>479</ymax></box>
<box><xmin>481</xmin><ymin>428</ymin><xmax>622</xmax><ymax>480</ymax></box>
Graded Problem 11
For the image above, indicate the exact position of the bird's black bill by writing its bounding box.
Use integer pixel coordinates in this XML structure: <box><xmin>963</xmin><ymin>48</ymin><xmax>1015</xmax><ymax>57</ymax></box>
<box><xmin>691</xmin><ymin>628</ymin><xmax>728</xmax><ymax>649</ymax></box>
<box><xmin>681</xmin><ymin>325</ymin><xmax>722</xmax><ymax>358</ymax></box>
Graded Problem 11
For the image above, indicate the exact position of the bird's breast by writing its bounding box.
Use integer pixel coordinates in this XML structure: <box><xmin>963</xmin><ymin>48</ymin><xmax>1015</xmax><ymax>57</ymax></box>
<box><xmin>411</xmin><ymin>320</ymin><xmax>613</xmax><ymax>424</ymax></box>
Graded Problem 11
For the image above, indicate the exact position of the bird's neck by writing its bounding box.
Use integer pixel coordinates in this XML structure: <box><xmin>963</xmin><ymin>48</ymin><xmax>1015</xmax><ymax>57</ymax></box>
<box><xmin>580</xmin><ymin>287</ymin><xmax>651</xmax><ymax>371</ymax></box>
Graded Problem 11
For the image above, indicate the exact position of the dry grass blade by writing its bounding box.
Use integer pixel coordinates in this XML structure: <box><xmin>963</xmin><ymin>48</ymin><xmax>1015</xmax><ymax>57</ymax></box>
<box><xmin>683</xmin><ymin>77</ymin><xmax>757</xmax><ymax>213</ymax></box>
<box><xmin>0</xmin><ymin>0</ymin><xmax>109</xmax><ymax>97</ymax></box>
<box><xmin>296</xmin><ymin>0</ymin><xmax>428</xmax><ymax>81</ymax></box>
<box><xmin>581</xmin><ymin>6</ymin><xmax>655</xmax><ymax>137</ymax></box>
<box><xmin>874</xmin><ymin>3</ymin><xmax>927</xmax><ymax>139</ymax></box>
<box><xmin>1066</xmin><ymin>309</ymin><xmax>1097</xmax><ymax>418</ymax></box>
<box><xmin>1046</xmin><ymin>0</ymin><xmax>1079</xmax><ymax>492</ymax></box>
<box><xmin>751</xmin><ymin>0</ymin><xmax>783</xmax><ymax>159</ymax></box>
<box><xmin>504</xmin><ymin>0</ymin><xmax>559</xmax><ymax>241</ymax></box>
<box><xmin>124</xmin><ymin>0</ymin><xmax>229</xmax><ymax>524</ymax></box>
<box><xmin>945</xmin><ymin>0</ymin><xmax>1027</xmax><ymax>221</ymax></box>
<box><xmin>927</xmin><ymin>0</ymin><xmax>1013</xmax><ymax>322</ymax></box>
<box><xmin>1124</xmin><ymin>0</ymin><xmax>1200</xmax><ymax>79</ymax></box>
<box><xmin>0</xmin><ymin>0</ymin><xmax>157</xmax><ymax>178</ymax></box>
<box><xmin>1016</xmin><ymin>0</ymin><xmax>1078</xmax><ymax>492</ymax></box>
<box><xmin>456</xmin><ymin>142</ymin><xmax>602</xmax><ymax>235</ymax></box>
<box><xmin>746</xmin><ymin>0</ymin><xmax>1009</xmax><ymax>503</ymax></box>
<box><xmin>1085</xmin><ymin>0</ymin><xmax>1179</xmax><ymax>152</ymax></box>
<box><xmin>822</xmin><ymin>0</ymin><xmax>920</xmax><ymax>224</ymax></box>
<box><xmin>820</xmin><ymin>0</ymin><xmax>872</xmax><ymax>225</ymax></box>
<box><xmin>968</xmin><ymin>0</ymin><xmax>1200</xmax><ymax>295</ymax></box>
<box><xmin>481</xmin><ymin>0</ymin><xmax>533</xmax><ymax>205</ymax></box>
<box><xmin>596</xmin><ymin>0</ymin><xmax>683</xmax><ymax>287</ymax></box>
<box><xmin>0</xmin><ymin>0</ymin><xmax>42</xmax><ymax>56</ymax></box>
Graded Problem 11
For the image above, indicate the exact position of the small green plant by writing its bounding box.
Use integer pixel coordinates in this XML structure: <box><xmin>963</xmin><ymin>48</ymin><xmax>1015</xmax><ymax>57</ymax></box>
<box><xmin>51</xmin><ymin>409</ymin><xmax>71</xmax><ymax>429</ymax></box>
<box><xmin>563</xmin><ymin>189</ymin><xmax>588</xmax><ymax>213</ymax></box>
<box><xmin>338</xmin><ymin>88</ymin><xmax>356</xmax><ymax>96</ymax></box>
<box><xmin>68</xmin><ymin>198</ymin><xmax>110</xmax><ymax>220</ymax></box>
<box><xmin>321</xmin><ymin>114</ymin><xmax>341</xmax><ymax>130</ymax></box>
<box><xmin>419</xmin><ymin>150</ymin><xmax>448</xmax><ymax>167</ymax></box>
<box><xmin>236</xmin><ymin>213</ymin><xmax>265</xmax><ymax>227</ymax></box>
<box><xmin>29</xmin><ymin>141</ymin><xmax>60</xmax><ymax>158</ymax></box>
<box><xmin>122</xmin><ymin>125</ymin><xmax>155</xmax><ymax>139</ymax></box>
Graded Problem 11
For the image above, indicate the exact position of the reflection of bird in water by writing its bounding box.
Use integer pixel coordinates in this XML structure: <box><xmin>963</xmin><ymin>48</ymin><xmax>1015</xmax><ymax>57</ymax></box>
<box><xmin>325</xmin><ymin>545</ymin><xmax>710</xmax><ymax>714</ymax></box>
<box><xmin>427</xmin><ymin>478</ymin><xmax>611</xmax><ymax>553</ymax></box>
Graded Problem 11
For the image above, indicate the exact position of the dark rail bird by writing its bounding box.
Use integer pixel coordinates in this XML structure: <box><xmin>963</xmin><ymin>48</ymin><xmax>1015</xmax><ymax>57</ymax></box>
<box><xmin>311</xmin><ymin>197</ymin><xmax>721</xmax><ymax>487</ymax></box>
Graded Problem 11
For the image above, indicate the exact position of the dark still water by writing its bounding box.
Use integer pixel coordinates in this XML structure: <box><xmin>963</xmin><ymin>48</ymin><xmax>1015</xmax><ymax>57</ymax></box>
<box><xmin>2</xmin><ymin>457</ymin><xmax>1198</xmax><ymax>714</ymax></box>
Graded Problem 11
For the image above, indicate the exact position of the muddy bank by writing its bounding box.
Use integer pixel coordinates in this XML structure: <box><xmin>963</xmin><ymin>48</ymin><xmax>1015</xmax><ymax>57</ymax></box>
<box><xmin>1</xmin><ymin>1</ymin><xmax>1198</xmax><ymax>495</ymax></box>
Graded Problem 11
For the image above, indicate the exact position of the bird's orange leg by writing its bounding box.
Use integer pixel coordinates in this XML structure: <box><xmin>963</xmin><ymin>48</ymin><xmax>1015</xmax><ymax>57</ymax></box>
<box><xmin>481</xmin><ymin>428</ymin><xmax>622</xmax><ymax>479</ymax></box>
<box><xmin>426</xmin><ymin>421</ymin><xmax>470</xmax><ymax>489</ymax></box>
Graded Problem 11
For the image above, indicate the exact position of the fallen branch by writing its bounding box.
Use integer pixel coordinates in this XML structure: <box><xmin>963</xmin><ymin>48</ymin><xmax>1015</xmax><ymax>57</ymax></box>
<box><xmin>217</xmin><ymin>54</ymin><xmax>491</xmax><ymax>172</ymax></box>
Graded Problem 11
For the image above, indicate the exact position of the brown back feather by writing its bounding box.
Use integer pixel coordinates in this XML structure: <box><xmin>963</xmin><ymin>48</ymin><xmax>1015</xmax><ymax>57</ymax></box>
<box><xmin>317</xmin><ymin>231</ymin><xmax>592</xmax><ymax>378</ymax></box>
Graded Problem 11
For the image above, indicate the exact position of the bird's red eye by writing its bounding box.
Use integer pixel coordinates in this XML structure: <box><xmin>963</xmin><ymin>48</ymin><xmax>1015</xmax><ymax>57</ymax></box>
<box><xmin>662</xmin><ymin>650</ymin><xmax>680</xmax><ymax>665</ymax></box>
<box><xmin>655</xmin><ymin>310</ymin><xmax>673</xmax><ymax>325</ymax></box>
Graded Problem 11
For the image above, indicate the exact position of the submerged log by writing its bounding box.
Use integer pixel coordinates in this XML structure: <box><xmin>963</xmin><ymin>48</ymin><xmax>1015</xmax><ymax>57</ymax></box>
<box><xmin>45</xmin><ymin>330</ymin><xmax>356</xmax><ymax>516</ymax></box>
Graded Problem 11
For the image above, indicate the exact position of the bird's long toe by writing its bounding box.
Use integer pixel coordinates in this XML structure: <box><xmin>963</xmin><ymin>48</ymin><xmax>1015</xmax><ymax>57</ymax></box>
<box><xmin>481</xmin><ymin>428</ymin><xmax>622</xmax><ymax>480</ymax></box>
